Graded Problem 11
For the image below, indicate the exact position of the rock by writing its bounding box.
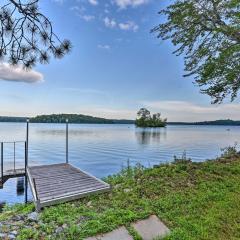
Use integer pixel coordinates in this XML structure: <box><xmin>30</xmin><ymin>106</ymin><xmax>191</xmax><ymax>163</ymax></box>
<box><xmin>55</xmin><ymin>227</ymin><xmax>64</xmax><ymax>234</ymax></box>
<box><xmin>114</xmin><ymin>184</ymin><xmax>121</xmax><ymax>189</ymax></box>
<box><xmin>123</xmin><ymin>188</ymin><xmax>131</xmax><ymax>193</ymax></box>
<box><xmin>12</xmin><ymin>215</ymin><xmax>24</xmax><ymax>221</ymax></box>
<box><xmin>8</xmin><ymin>234</ymin><xmax>16</xmax><ymax>239</ymax></box>
<box><xmin>27</xmin><ymin>212</ymin><xmax>38</xmax><ymax>222</ymax></box>
<box><xmin>85</xmin><ymin>226</ymin><xmax>133</xmax><ymax>240</ymax></box>
<box><xmin>131</xmin><ymin>215</ymin><xmax>170</xmax><ymax>240</ymax></box>
<box><xmin>0</xmin><ymin>233</ymin><xmax>7</xmax><ymax>238</ymax></box>
<box><xmin>10</xmin><ymin>230</ymin><xmax>18</xmax><ymax>236</ymax></box>
<box><xmin>62</xmin><ymin>224</ymin><xmax>68</xmax><ymax>229</ymax></box>
<box><xmin>87</xmin><ymin>201</ymin><xmax>92</xmax><ymax>207</ymax></box>
<box><xmin>79</xmin><ymin>216</ymin><xmax>88</xmax><ymax>222</ymax></box>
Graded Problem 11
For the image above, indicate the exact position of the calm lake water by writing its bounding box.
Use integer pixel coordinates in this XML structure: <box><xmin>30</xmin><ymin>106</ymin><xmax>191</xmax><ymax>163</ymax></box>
<box><xmin>0</xmin><ymin>122</ymin><xmax>240</xmax><ymax>206</ymax></box>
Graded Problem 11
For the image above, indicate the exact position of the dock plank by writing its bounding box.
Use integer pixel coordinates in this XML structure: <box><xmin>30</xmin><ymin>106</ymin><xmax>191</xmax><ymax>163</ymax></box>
<box><xmin>37</xmin><ymin>182</ymin><xmax>106</xmax><ymax>198</ymax></box>
<box><xmin>27</xmin><ymin>163</ymin><xmax>110</xmax><ymax>211</ymax></box>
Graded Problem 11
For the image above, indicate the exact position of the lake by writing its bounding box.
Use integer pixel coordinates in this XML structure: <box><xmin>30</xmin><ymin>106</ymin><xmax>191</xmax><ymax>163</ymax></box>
<box><xmin>0</xmin><ymin>122</ymin><xmax>240</xmax><ymax>206</ymax></box>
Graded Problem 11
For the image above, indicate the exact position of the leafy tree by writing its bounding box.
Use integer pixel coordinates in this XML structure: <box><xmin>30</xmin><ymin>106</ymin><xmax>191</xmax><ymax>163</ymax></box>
<box><xmin>137</xmin><ymin>108</ymin><xmax>151</xmax><ymax>120</ymax></box>
<box><xmin>0</xmin><ymin>0</ymin><xmax>71</xmax><ymax>68</ymax></box>
<box><xmin>153</xmin><ymin>0</ymin><xmax>240</xmax><ymax>103</ymax></box>
<box><xmin>136</xmin><ymin>108</ymin><xmax>167</xmax><ymax>127</ymax></box>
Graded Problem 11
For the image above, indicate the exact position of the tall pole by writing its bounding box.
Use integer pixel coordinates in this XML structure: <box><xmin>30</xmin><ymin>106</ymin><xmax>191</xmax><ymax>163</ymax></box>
<box><xmin>66</xmin><ymin>119</ymin><xmax>69</xmax><ymax>164</ymax></box>
<box><xmin>1</xmin><ymin>142</ymin><xmax>3</xmax><ymax>183</ymax></box>
<box><xmin>24</xmin><ymin>141</ymin><xmax>28</xmax><ymax>203</ymax></box>
<box><xmin>26</xmin><ymin>119</ymin><xmax>29</xmax><ymax>168</ymax></box>
<box><xmin>25</xmin><ymin>119</ymin><xmax>29</xmax><ymax>204</ymax></box>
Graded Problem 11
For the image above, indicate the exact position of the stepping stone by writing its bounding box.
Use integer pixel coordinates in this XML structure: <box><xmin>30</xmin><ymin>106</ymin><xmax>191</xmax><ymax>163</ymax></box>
<box><xmin>131</xmin><ymin>215</ymin><xmax>170</xmax><ymax>240</ymax></box>
<box><xmin>85</xmin><ymin>226</ymin><xmax>133</xmax><ymax>240</ymax></box>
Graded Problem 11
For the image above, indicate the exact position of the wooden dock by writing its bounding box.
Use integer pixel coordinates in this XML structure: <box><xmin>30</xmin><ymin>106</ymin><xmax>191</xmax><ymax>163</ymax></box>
<box><xmin>0</xmin><ymin>169</ymin><xmax>25</xmax><ymax>189</ymax></box>
<box><xmin>1</xmin><ymin>121</ymin><xmax>111</xmax><ymax>210</ymax></box>
<box><xmin>27</xmin><ymin>163</ymin><xmax>111</xmax><ymax>211</ymax></box>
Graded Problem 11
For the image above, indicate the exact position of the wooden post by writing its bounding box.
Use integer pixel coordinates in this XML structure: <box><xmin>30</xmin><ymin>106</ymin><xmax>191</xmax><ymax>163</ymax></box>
<box><xmin>66</xmin><ymin>119</ymin><xmax>69</xmax><ymax>164</ymax></box>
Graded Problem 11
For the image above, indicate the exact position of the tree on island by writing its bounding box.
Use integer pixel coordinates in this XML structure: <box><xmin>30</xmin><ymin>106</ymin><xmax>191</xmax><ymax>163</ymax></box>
<box><xmin>0</xmin><ymin>0</ymin><xmax>71</xmax><ymax>68</ymax></box>
<box><xmin>153</xmin><ymin>0</ymin><xmax>240</xmax><ymax>104</ymax></box>
<box><xmin>135</xmin><ymin>108</ymin><xmax>167</xmax><ymax>127</ymax></box>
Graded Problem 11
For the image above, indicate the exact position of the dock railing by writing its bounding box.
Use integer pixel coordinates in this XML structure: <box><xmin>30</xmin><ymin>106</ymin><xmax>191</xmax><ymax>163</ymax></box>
<box><xmin>0</xmin><ymin>141</ymin><xmax>27</xmax><ymax>183</ymax></box>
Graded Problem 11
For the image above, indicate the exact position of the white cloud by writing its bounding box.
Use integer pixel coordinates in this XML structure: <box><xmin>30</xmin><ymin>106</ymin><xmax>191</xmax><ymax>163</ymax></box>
<box><xmin>141</xmin><ymin>100</ymin><xmax>240</xmax><ymax>122</ymax></box>
<box><xmin>81</xmin><ymin>14</ymin><xmax>95</xmax><ymax>21</ymax></box>
<box><xmin>98</xmin><ymin>44</ymin><xmax>111</xmax><ymax>50</ymax></box>
<box><xmin>104</xmin><ymin>17</ymin><xmax>117</xmax><ymax>28</ymax></box>
<box><xmin>103</xmin><ymin>17</ymin><xmax>139</xmax><ymax>32</ymax></box>
<box><xmin>52</xmin><ymin>0</ymin><xmax>64</xmax><ymax>4</ymax></box>
<box><xmin>119</xmin><ymin>21</ymin><xmax>139</xmax><ymax>32</ymax></box>
<box><xmin>70</xmin><ymin>5</ymin><xmax>95</xmax><ymax>21</ymax></box>
<box><xmin>88</xmin><ymin>0</ymin><xmax>98</xmax><ymax>5</ymax></box>
<box><xmin>0</xmin><ymin>63</ymin><xmax>43</xmax><ymax>83</ymax></box>
<box><xmin>115</xmin><ymin>0</ymin><xmax>149</xmax><ymax>9</ymax></box>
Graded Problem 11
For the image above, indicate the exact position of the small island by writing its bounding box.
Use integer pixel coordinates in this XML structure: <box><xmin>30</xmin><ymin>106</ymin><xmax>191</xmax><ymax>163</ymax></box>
<box><xmin>135</xmin><ymin>108</ymin><xmax>167</xmax><ymax>127</ymax></box>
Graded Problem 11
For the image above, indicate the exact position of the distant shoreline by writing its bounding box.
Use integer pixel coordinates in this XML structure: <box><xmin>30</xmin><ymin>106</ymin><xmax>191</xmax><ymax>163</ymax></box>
<box><xmin>0</xmin><ymin>115</ymin><xmax>240</xmax><ymax>126</ymax></box>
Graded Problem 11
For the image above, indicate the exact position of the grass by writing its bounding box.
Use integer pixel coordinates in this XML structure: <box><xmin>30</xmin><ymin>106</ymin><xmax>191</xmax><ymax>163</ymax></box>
<box><xmin>1</xmin><ymin>151</ymin><xmax>240</xmax><ymax>240</ymax></box>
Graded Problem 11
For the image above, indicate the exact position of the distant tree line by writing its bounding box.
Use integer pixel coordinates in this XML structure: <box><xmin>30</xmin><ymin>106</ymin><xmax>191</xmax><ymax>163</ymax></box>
<box><xmin>168</xmin><ymin>119</ymin><xmax>240</xmax><ymax>126</ymax></box>
<box><xmin>0</xmin><ymin>114</ymin><xmax>134</xmax><ymax>124</ymax></box>
<box><xmin>30</xmin><ymin>114</ymin><xmax>114</xmax><ymax>124</ymax></box>
<box><xmin>135</xmin><ymin>108</ymin><xmax>167</xmax><ymax>128</ymax></box>
<box><xmin>0</xmin><ymin>116</ymin><xmax>27</xmax><ymax>122</ymax></box>
<box><xmin>1</xmin><ymin>114</ymin><xmax>239</xmax><ymax>126</ymax></box>
<box><xmin>30</xmin><ymin>114</ymin><xmax>134</xmax><ymax>124</ymax></box>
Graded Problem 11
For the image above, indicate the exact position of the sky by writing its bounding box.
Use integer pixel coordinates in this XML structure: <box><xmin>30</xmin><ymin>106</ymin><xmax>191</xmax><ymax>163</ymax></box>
<box><xmin>0</xmin><ymin>0</ymin><xmax>240</xmax><ymax>121</ymax></box>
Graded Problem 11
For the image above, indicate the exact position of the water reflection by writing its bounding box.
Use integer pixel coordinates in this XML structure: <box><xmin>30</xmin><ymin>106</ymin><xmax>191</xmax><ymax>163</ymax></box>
<box><xmin>16</xmin><ymin>177</ymin><xmax>24</xmax><ymax>196</ymax></box>
<box><xmin>1</xmin><ymin>123</ymin><xmax>240</xmax><ymax>205</ymax></box>
<box><xmin>135</xmin><ymin>128</ymin><xmax>167</xmax><ymax>145</ymax></box>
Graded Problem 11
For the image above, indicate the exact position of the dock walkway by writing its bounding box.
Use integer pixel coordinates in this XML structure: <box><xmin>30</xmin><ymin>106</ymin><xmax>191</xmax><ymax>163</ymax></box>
<box><xmin>27</xmin><ymin>163</ymin><xmax>110</xmax><ymax>211</ymax></box>
<box><xmin>1</xmin><ymin>120</ymin><xmax>111</xmax><ymax>210</ymax></box>
<box><xmin>0</xmin><ymin>169</ymin><xmax>25</xmax><ymax>189</ymax></box>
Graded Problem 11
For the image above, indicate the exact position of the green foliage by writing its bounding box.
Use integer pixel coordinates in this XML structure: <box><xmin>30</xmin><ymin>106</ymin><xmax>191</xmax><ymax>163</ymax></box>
<box><xmin>0</xmin><ymin>1</ymin><xmax>71</xmax><ymax>68</ymax></box>
<box><xmin>173</xmin><ymin>150</ymin><xmax>192</xmax><ymax>164</ymax></box>
<box><xmin>135</xmin><ymin>108</ymin><xmax>167</xmax><ymax>127</ymax></box>
<box><xmin>168</xmin><ymin>119</ymin><xmax>240</xmax><ymax>126</ymax></box>
<box><xmin>1</xmin><ymin>156</ymin><xmax>240</xmax><ymax>239</ymax></box>
<box><xmin>220</xmin><ymin>143</ymin><xmax>240</xmax><ymax>159</ymax></box>
<box><xmin>0</xmin><ymin>116</ymin><xmax>26</xmax><ymax>122</ymax></box>
<box><xmin>153</xmin><ymin>0</ymin><xmax>240</xmax><ymax>103</ymax></box>
<box><xmin>30</xmin><ymin>114</ymin><xmax>134</xmax><ymax>124</ymax></box>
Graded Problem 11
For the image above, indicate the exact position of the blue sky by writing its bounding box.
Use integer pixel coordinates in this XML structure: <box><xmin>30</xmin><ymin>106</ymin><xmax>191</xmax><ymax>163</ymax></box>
<box><xmin>0</xmin><ymin>0</ymin><xmax>239</xmax><ymax>121</ymax></box>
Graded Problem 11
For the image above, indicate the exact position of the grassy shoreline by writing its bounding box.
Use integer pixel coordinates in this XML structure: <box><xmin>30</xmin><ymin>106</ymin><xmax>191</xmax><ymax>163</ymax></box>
<box><xmin>1</xmin><ymin>153</ymin><xmax>240</xmax><ymax>240</ymax></box>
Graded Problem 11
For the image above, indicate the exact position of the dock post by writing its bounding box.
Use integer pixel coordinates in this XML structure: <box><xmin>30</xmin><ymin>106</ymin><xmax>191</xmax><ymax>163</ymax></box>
<box><xmin>25</xmin><ymin>119</ymin><xmax>29</xmax><ymax>204</ymax></box>
<box><xmin>66</xmin><ymin>119</ymin><xmax>69</xmax><ymax>164</ymax></box>
<box><xmin>13</xmin><ymin>142</ymin><xmax>16</xmax><ymax>172</ymax></box>
<box><xmin>1</xmin><ymin>142</ymin><xmax>3</xmax><ymax>183</ymax></box>
<box><xmin>26</xmin><ymin>119</ymin><xmax>29</xmax><ymax>167</ymax></box>
<box><xmin>24</xmin><ymin>141</ymin><xmax>28</xmax><ymax>203</ymax></box>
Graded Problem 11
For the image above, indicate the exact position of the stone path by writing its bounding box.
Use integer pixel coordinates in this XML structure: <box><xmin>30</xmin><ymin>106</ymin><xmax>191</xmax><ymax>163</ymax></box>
<box><xmin>85</xmin><ymin>226</ymin><xmax>133</xmax><ymax>240</ymax></box>
<box><xmin>131</xmin><ymin>215</ymin><xmax>170</xmax><ymax>240</ymax></box>
<box><xmin>85</xmin><ymin>215</ymin><xmax>170</xmax><ymax>240</ymax></box>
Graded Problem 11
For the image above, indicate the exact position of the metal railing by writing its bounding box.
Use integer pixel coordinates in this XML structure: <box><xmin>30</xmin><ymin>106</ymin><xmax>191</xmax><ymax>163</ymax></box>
<box><xmin>0</xmin><ymin>141</ymin><xmax>27</xmax><ymax>183</ymax></box>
